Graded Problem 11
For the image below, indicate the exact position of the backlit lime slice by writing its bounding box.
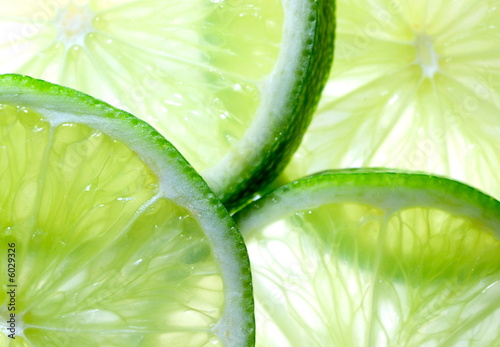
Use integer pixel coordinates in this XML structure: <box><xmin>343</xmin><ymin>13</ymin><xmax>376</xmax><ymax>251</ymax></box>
<box><xmin>0</xmin><ymin>0</ymin><xmax>335</xmax><ymax>209</ymax></box>
<box><xmin>0</xmin><ymin>74</ymin><xmax>253</xmax><ymax>346</ymax></box>
<box><xmin>280</xmin><ymin>0</ymin><xmax>500</xmax><ymax>201</ymax></box>
<box><xmin>236</xmin><ymin>169</ymin><xmax>500</xmax><ymax>346</ymax></box>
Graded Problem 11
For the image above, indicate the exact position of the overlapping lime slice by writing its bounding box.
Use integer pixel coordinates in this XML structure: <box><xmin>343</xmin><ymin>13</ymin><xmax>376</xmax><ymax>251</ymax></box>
<box><xmin>236</xmin><ymin>169</ymin><xmax>500</xmax><ymax>346</ymax></box>
<box><xmin>0</xmin><ymin>0</ymin><xmax>335</xmax><ymax>209</ymax></box>
<box><xmin>0</xmin><ymin>74</ymin><xmax>253</xmax><ymax>346</ymax></box>
<box><xmin>280</xmin><ymin>0</ymin><xmax>500</xmax><ymax>201</ymax></box>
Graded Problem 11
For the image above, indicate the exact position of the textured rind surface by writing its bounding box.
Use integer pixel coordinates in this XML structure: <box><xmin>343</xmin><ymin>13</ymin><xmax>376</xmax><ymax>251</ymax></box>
<box><xmin>223</xmin><ymin>0</ymin><xmax>336</xmax><ymax>212</ymax></box>
<box><xmin>0</xmin><ymin>73</ymin><xmax>255</xmax><ymax>347</ymax></box>
<box><xmin>235</xmin><ymin>168</ymin><xmax>500</xmax><ymax>234</ymax></box>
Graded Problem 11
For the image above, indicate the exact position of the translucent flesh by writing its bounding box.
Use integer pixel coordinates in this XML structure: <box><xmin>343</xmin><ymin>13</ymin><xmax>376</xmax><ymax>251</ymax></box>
<box><xmin>0</xmin><ymin>104</ymin><xmax>224</xmax><ymax>346</ymax></box>
<box><xmin>281</xmin><ymin>0</ymin><xmax>500</xmax><ymax>200</ymax></box>
<box><xmin>244</xmin><ymin>204</ymin><xmax>500</xmax><ymax>346</ymax></box>
<box><xmin>0</xmin><ymin>0</ymin><xmax>283</xmax><ymax>175</ymax></box>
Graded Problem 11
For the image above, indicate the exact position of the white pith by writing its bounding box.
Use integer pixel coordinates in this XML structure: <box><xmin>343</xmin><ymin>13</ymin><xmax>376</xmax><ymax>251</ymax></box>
<box><xmin>238</xmin><ymin>179</ymin><xmax>500</xmax><ymax>235</ymax></box>
<box><xmin>55</xmin><ymin>1</ymin><xmax>94</xmax><ymax>47</ymax></box>
<box><xmin>413</xmin><ymin>32</ymin><xmax>440</xmax><ymax>79</ymax></box>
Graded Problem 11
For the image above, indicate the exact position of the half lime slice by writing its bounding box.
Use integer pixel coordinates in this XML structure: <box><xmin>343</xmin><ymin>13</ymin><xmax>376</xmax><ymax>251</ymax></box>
<box><xmin>236</xmin><ymin>169</ymin><xmax>500</xmax><ymax>346</ymax></box>
<box><xmin>0</xmin><ymin>0</ymin><xmax>335</xmax><ymax>209</ymax></box>
<box><xmin>0</xmin><ymin>74</ymin><xmax>253</xmax><ymax>346</ymax></box>
<box><xmin>280</xmin><ymin>0</ymin><xmax>500</xmax><ymax>201</ymax></box>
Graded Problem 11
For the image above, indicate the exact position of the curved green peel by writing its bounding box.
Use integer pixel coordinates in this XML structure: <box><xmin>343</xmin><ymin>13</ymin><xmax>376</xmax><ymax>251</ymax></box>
<box><xmin>0</xmin><ymin>74</ymin><xmax>254</xmax><ymax>346</ymax></box>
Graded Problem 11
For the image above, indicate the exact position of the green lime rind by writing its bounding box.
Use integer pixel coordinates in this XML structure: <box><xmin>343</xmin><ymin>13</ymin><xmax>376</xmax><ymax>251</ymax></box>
<box><xmin>237</xmin><ymin>168</ymin><xmax>500</xmax><ymax>232</ymax></box>
<box><xmin>0</xmin><ymin>74</ymin><xmax>254</xmax><ymax>346</ymax></box>
<box><xmin>221</xmin><ymin>0</ymin><xmax>336</xmax><ymax>211</ymax></box>
<box><xmin>236</xmin><ymin>168</ymin><xmax>500</xmax><ymax>282</ymax></box>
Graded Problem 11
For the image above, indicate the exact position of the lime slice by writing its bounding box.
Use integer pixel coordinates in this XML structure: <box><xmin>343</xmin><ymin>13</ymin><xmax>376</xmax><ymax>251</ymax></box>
<box><xmin>0</xmin><ymin>74</ymin><xmax>253</xmax><ymax>346</ymax></box>
<box><xmin>235</xmin><ymin>169</ymin><xmax>500</xmax><ymax>346</ymax></box>
<box><xmin>0</xmin><ymin>0</ymin><xmax>335</xmax><ymax>209</ymax></box>
<box><xmin>279</xmin><ymin>0</ymin><xmax>500</xmax><ymax>200</ymax></box>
